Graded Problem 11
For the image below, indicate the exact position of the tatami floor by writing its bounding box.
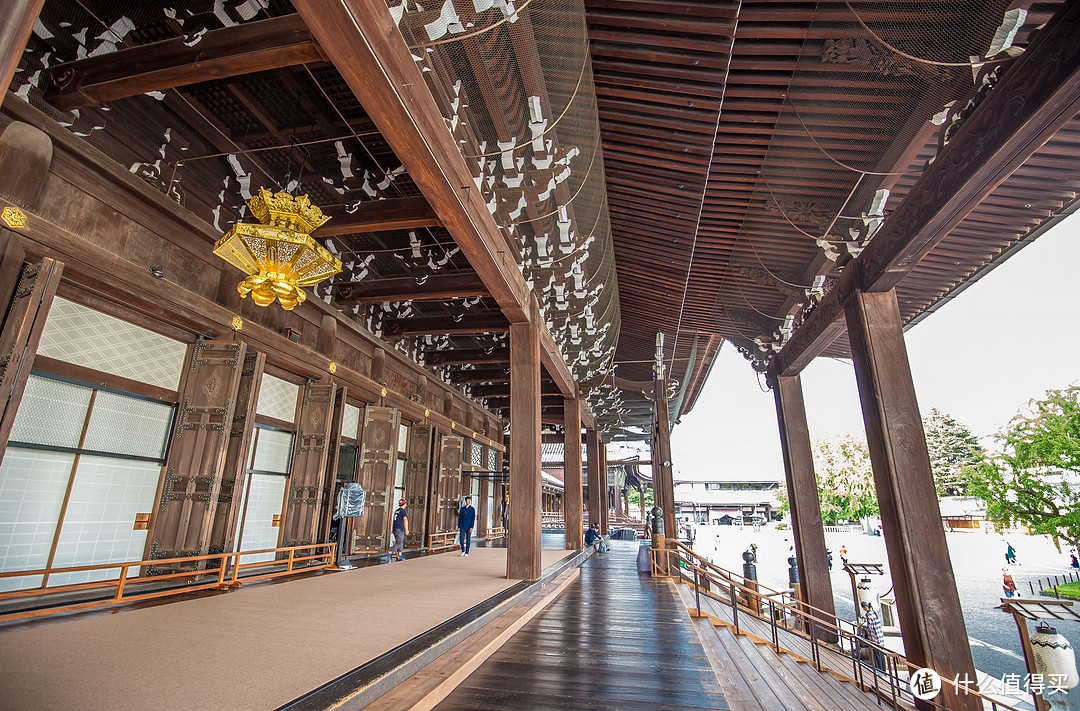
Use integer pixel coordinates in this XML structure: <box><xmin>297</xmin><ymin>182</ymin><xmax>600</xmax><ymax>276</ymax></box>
<box><xmin>0</xmin><ymin>544</ymin><xmax>574</xmax><ymax>711</ymax></box>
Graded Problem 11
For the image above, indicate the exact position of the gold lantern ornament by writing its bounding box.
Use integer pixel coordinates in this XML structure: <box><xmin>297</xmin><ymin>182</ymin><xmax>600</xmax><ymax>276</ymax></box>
<box><xmin>213</xmin><ymin>188</ymin><xmax>342</xmax><ymax>310</ymax></box>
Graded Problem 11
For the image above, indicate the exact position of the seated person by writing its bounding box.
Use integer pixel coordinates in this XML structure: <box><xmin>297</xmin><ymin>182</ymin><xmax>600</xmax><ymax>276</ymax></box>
<box><xmin>584</xmin><ymin>522</ymin><xmax>605</xmax><ymax>552</ymax></box>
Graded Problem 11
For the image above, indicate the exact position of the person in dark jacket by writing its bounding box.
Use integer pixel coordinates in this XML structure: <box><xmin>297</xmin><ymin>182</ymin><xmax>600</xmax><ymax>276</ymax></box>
<box><xmin>458</xmin><ymin>495</ymin><xmax>476</xmax><ymax>557</ymax></box>
<box><xmin>585</xmin><ymin>522</ymin><xmax>605</xmax><ymax>553</ymax></box>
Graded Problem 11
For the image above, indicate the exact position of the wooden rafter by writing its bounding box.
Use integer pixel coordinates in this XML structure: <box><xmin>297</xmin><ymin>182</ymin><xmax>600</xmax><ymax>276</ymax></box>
<box><xmin>333</xmin><ymin>272</ymin><xmax>485</xmax><ymax>304</ymax></box>
<box><xmin>317</xmin><ymin>196</ymin><xmax>440</xmax><ymax>235</ymax></box>
<box><xmin>773</xmin><ymin>0</ymin><xmax>1080</xmax><ymax>376</ymax></box>
<box><xmin>383</xmin><ymin>314</ymin><xmax>507</xmax><ymax>337</ymax></box>
<box><xmin>44</xmin><ymin>15</ymin><xmax>325</xmax><ymax>112</ymax></box>
<box><xmin>426</xmin><ymin>348</ymin><xmax>510</xmax><ymax>365</ymax></box>
<box><xmin>291</xmin><ymin>0</ymin><xmax>579</xmax><ymax>401</ymax></box>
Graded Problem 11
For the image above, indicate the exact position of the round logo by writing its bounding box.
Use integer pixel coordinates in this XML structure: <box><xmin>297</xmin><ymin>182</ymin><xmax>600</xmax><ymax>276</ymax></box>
<box><xmin>909</xmin><ymin>668</ymin><xmax>942</xmax><ymax>700</ymax></box>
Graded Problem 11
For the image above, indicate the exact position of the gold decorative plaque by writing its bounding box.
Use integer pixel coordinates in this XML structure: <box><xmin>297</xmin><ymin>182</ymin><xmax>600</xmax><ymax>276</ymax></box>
<box><xmin>381</xmin><ymin>387</ymin><xmax>388</xmax><ymax>397</ymax></box>
<box><xmin>2</xmin><ymin>206</ymin><xmax>26</xmax><ymax>228</ymax></box>
<box><xmin>231</xmin><ymin>316</ymin><xmax>243</xmax><ymax>331</ymax></box>
<box><xmin>328</xmin><ymin>362</ymin><xmax>337</xmax><ymax>374</ymax></box>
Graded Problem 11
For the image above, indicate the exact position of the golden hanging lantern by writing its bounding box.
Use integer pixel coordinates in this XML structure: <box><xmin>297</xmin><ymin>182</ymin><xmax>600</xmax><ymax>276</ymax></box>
<box><xmin>213</xmin><ymin>188</ymin><xmax>342</xmax><ymax>310</ymax></box>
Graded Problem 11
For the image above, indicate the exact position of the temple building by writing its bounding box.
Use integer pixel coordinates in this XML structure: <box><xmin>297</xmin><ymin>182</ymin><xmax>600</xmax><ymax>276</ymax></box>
<box><xmin>1</xmin><ymin>0</ymin><xmax>1078</xmax><ymax>709</ymax></box>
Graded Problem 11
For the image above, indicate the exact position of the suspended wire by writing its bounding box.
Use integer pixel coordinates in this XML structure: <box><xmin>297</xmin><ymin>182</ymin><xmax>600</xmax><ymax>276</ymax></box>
<box><xmin>843</xmin><ymin>0</ymin><xmax>1017</xmax><ymax>68</ymax></box>
<box><xmin>465</xmin><ymin>44</ymin><xmax>590</xmax><ymax>159</ymax></box>
<box><xmin>408</xmin><ymin>0</ymin><xmax>541</xmax><ymax>48</ymax></box>
<box><xmin>670</xmin><ymin>0</ymin><xmax>744</xmax><ymax>376</ymax></box>
<box><xmin>785</xmin><ymin>99</ymin><xmax>910</xmax><ymax>177</ymax></box>
<box><xmin>302</xmin><ymin>64</ymin><xmax>387</xmax><ymax>174</ymax></box>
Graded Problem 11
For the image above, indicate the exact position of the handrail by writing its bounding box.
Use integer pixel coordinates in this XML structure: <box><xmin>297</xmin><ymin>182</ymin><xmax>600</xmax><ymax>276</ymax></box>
<box><xmin>658</xmin><ymin>542</ymin><xmax>1023</xmax><ymax>711</ymax></box>
<box><xmin>0</xmin><ymin>542</ymin><xmax>336</xmax><ymax>623</ymax></box>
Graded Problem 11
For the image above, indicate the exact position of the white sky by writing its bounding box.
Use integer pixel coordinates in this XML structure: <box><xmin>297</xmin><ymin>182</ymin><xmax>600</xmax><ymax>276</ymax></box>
<box><xmin>670</xmin><ymin>211</ymin><xmax>1080</xmax><ymax>482</ymax></box>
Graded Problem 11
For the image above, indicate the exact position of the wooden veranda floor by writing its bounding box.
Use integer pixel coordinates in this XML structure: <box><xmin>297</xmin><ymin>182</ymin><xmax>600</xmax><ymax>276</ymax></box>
<box><xmin>434</xmin><ymin>541</ymin><xmax>903</xmax><ymax>711</ymax></box>
<box><xmin>435</xmin><ymin>539</ymin><xmax>731</xmax><ymax>710</ymax></box>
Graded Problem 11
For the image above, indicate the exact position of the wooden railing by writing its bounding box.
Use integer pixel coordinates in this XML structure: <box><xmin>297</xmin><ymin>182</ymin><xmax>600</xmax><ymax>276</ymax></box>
<box><xmin>0</xmin><ymin>543</ymin><xmax>336</xmax><ymax>623</ymax></box>
<box><xmin>485</xmin><ymin>527</ymin><xmax>506</xmax><ymax>541</ymax></box>
<box><xmin>428</xmin><ymin>531</ymin><xmax>458</xmax><ymax>551</ymax></box>
<box><xmin>653</xmin><ymin>541</ymin><xmax>1023</xmax><ymax>711</ymax></box>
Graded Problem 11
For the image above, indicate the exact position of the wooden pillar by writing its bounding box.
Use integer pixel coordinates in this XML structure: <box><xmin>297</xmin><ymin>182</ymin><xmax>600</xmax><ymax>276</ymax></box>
<box><xmin>564</xmin><ymin>397</ymin><xmax>583</xmax><ymax>550</ymax></box>
<box><xmin>586</xmin><ymin>428</ymin><xmax>601</xmax><ymax>530</ymax></box>
<box><xmin>599</xmin><ymin>441</ymin><xmax>610</xmax><ymax>535</ymax></box>
<box><xmin>653</xmin><ymin>379</ymin><xmax>677</xmax><ymax>538</ymax></box>
<box><xmin>507</xmin><ymin>317</ymin><xmax>541</xmax><ymax>580</ymax></box>
<box><xmin>773</xmin><ymin>373</ymin><xmax>837</xmax><ymax>628</ymax></box>
<box><xmin>845</xmin><ymin>288</ymin><xmax>978</xmax><ymax>711</ymax></box>
<box><xmin>1</xmin><ymin>0</ymin><xmax>44</xmax><ymax>97</ymax></box>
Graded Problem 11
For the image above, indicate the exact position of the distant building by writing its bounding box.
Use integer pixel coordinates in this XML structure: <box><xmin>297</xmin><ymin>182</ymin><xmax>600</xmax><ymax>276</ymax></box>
<box><xmin>674</xmin><ymin>478</ymin><xmax>782</xmax><ymax>525</ymax></box>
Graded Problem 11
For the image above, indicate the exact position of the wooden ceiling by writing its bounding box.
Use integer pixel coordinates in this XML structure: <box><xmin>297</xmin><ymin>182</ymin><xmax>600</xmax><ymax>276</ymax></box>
<box><xmin>14</xmin><ymin>0</ymin><xmax>1080</xmax><ymax>438</ymax></box>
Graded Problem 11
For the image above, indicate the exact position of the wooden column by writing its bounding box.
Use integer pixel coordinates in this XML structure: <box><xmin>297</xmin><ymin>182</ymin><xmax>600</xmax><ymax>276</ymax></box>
<box><xmin>563</xmin><ymin>397</ymin><xmax>583</xmax><ymax>550</ymax></box>
<box><xmin>1</xmin><ymin>0</ymin><xmax>44</xmax><ymax>97</ymax></box>
<box><xmin>507</xmin><ymin>316</ymin><xmax>541</xmax><ymax>580</ymax></box>
<box><xmin>599</xmin><ymin>441</ymin><xmax>610</xmax><ymax>535</ymax></box>
<box><xmin>586</xmin><ymin>428</ymin><xmax>602</xmax><ymax>530</ymax></box>
<box><xmin>653</xmin><ymin>380</ymin><xmax>677</xmax><ymax>538</ymax></box>
<box><xmin>773</xmin><ymin>373</ymin><xmax>836</xmax><ymax>627</ymax></box>
<box><xmin>845</xmin><ymin>288</ymin><xmax>978</xmax><ymax>711</ymax></box>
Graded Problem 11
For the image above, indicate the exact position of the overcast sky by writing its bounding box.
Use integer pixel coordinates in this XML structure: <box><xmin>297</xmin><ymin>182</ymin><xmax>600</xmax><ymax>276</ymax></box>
<box><xmin>670</xmin><ymin>211</ymin><xmax>1080</xmax><ymax>482</ymax></box>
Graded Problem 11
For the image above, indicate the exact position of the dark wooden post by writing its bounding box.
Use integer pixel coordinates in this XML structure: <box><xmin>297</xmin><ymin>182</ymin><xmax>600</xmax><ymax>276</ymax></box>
<box><xmin>773</xmin><ymin>373</ymin><xmax>837</xmax><ymax>631</ymax></box>
<box><xmin>599</xmin><ymin>442</ymin><xmax>610</xmax><ymax>535</ymax></box>
<box><xmin>1</xmin><ymin>0</ymin><xmax>44</xmax><ymax>96</ymax></box>
<box><xmin>563</xmin><ymin>397</ymin><xmax>583</xmax><ymax>550</ymax></box>
<box><xmin>653</xmin><ymin>378</ymin><xmax>677</xmax><ymax>540</ymax></box>
<box><xmin>508</xmin><ymin>315</ymin><xmax>541</xmax><ymax>580</ymax></box>
<box><xmin>586</xmin><ymin>428</ymin><xmax>601</xmax><ymax>530</ymax></box>
<box><xmin>845</xmin><ymin>288</ymin><xmax>979</xmax><ymax>711</ymax></box>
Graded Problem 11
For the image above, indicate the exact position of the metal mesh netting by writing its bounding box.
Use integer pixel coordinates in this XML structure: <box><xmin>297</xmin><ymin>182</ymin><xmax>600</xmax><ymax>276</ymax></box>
<box><xmin>15</xmin><ymin>0</ymin><xmax>623</xmax><ymax>427</ymax></box>
<box><xmin>391</xmin><ymin>0</ymin><xmax>622</xmax><ymax>420</ymax></box>
<box><xmin>711</xmin><ymin>0</ymin><xmax>1036</xmax><ymax>369</ymax></box>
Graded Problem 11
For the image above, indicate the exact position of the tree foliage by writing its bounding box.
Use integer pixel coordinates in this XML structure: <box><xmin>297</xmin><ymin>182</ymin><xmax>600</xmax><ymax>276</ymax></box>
<box><xmin>966</xmin><ymin>385</ymin><xmax>1080</xmax><ymax>550</ymax></box>
<box><xmin>627</xmin><ymin>486</ymin><xmax>654</xmax><ymax>509</ymax></box>
<box><xmin>923</xmin><ymin>408</ymin><xmax>983</xmax><ymax>495</ymax></box>
<box><xmin>811</xmin><ymin>433</ymin><xmax>878</xmax><ymax>524</ymax></box>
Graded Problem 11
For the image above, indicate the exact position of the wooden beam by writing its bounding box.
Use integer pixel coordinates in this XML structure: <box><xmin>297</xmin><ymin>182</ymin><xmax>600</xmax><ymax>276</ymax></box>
<box><xmin>43</xmin><ymin>15</ymin><xmax>325</xmax><ymax>112</ymax></box>
<box><xmin>290</xmin><ymin>0</ymin><xmax>579</xmax><ymax>400</ymax></box>
<box><xmin>1</xmin><ymin>0</ymin><xmax>44</xmax><ymax>98</ymax></box>
<box><xmin>845</xmin><ymin>289</ymin><xmax>978</xmax><ymax>711</ymax></box>
<box><xmin>774</xmin><ymin>374</ymin><xmax>836</xmax><ymax>639</ymax></box>
<box><xmin>427</xmin><ymin>348</ymin><xmax>510</xmax><ymax>366</ymax></box>
<box><xmin>317</xmin><ymin>196</ymin><xmax>440</xmax><ymax>235</ymax></box>
<box><xmin>469</xmin><ymin>381</ymin><xmax>560</xmax><ymax>398</ymax></box>
<box><xmin>773</xmin><ymin>0</ymin><xmax>1080</xmax><ymax>377</ymax></box>
<box><xmin>334</xmin><ymin>272</ymin><xmax>486</xmax><ymax>305</ymax></box>
<box><xmin>507</xmin><ymin>317</ymin><xmax>542</xmax><ymax>580</ymax></box>
<box><xmin>449</xmin><ymin>368</ymin><xmax>510</xmax><ymax>384</ymax></box>
<box><xmin>383</xmin><ymin>314</ymin><xmax>507</xmax><ymax>337</ymax></box>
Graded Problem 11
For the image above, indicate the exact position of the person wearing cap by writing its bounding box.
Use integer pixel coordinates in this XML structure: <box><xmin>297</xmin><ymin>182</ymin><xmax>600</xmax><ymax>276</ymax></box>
<box><xmin>458</xmin><ymin>496</ymin><xmax>476</xmax><ymax>557</ymax></box>
<box><xmin>585</xmin><ymin>522</ymin><xmax>604</xmax><ymax>553</ymax></box>
<box><xmin>390</xmin><ymin>498</ymin><xmax>408</xmax><ymax>561</ymax></box>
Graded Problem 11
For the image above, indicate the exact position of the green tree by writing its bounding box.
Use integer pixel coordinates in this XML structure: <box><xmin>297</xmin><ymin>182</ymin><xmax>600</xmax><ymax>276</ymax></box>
<box><xmin>966</xmin><ymin>384</ymin><xmax>1080</xmax><ymax>550</ymax></box>
<box><xmin>811</xmin><ymin>433</ymin><xmax>878</xmax><ymax>524</ymax></box>
<box><xmin>627</xmin><ymin>486</ymin><xmax>654</xmax><ymax>509</ymax></box>
<box><xmin>923</xmin><ymin>408</ymin><xmax>983</xmax><ymax>496</ymax></box>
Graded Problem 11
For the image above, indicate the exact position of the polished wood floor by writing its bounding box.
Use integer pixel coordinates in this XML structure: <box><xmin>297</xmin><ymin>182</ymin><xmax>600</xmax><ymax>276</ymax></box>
<box><xmin>436</xmin><ymin>540</ymin><xmax>731</xmax><ymax>710</ymax></box>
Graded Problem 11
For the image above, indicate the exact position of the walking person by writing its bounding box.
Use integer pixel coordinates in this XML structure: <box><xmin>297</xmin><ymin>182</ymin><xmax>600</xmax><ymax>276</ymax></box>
<box><xmin>1002</xmin><ymin>567</ymin><xmax>1017</xmax><ymax>598</ymax></box>
<box><xmin>860</xmin><ymin>601</ymin><xmax>887</xmax><ymax>673</ymax></box>
<box><xmin>458</xmin><ymin>495</ymin><xmax>476</xmax><ymax>557</ymax></box>
<box><xmin>839</xmin><ymin>544</ymin><xmax>849</xmax><ymax>567</ymax></box>
<box><xmin>390</xmin><ymin>498</ymin><xmax>408</xmax><ymax>561</ymax></box>
<box><xmin>1005</xmin><ymin>541</ymin><xmax>1017</xmax><ymax>565</ymax></box>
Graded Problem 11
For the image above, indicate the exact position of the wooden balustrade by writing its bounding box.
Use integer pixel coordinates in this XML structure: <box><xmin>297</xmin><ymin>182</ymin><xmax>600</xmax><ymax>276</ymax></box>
<box><xmin>0</xmin><ymin>543</ymin><xmax>336</xmax><ymax>623</ymax></box>
<box><xmin>653</xmin><ymin>541</ymin><xmax>1026</xmax><ymax>711</ymax></box>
